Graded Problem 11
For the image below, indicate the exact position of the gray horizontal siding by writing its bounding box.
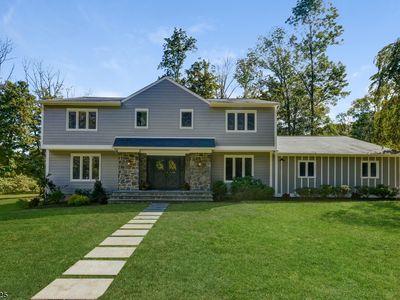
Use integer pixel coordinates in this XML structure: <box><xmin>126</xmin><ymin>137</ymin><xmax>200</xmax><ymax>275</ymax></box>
<box><xmin>211</xmin><ymin>152</ymin><xmax>272</xmax><ymax>185</ymax></box>
<box><xmin>48</xmin><ymin>151</ymin><xmax>118</xmax><ymax>194</ymax></box>
<box><xmin>275</xmin><ymin>155</ymin><xmax>400</xmax><ymax>195</ymax></box>
<box><xmin>43</xmin><ymin>79</ymin><xmax>275</xmax><ymax>147</ymax></box>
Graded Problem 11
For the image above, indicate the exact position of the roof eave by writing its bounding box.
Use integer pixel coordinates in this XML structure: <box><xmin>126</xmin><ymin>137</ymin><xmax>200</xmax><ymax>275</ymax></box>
<box><xmin>208</xmin><ymin>102</ymin><xmax>279</xmax><ymax>108</ymax></box>
<box><xmin>40</xmin><ymin>101</ymin><xmax>121</xmax><ymax>107</ymax></box>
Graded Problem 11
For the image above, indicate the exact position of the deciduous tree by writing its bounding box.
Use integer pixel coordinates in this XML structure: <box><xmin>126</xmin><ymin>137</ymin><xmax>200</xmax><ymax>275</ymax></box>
<box><xmin>158</xmin><ymin>28</ymin><xmax>197</xmax><ymax>82</ymax></box>
<box><xmin>287</xmin><ymin>0</ymin><xmax>349</xmax><ymax>134</ymax></box>
<box><xmin>183</xmin><ymin>59</ymin><xmax>219</xmax><ymax>99</ymax></box>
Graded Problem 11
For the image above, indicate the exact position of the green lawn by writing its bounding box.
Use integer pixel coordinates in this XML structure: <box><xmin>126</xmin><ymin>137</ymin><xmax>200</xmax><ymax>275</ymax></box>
<box><xmin>1</xmin><ymin>196</ymin><xmax>400</xmax><ymax>299</ymax></box>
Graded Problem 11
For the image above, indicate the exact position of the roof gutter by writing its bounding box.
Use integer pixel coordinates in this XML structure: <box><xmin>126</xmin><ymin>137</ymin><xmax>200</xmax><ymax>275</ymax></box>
<box><xmin>40</xmin><ymin>101</ymin><xmax>121</xmax><ymax>107</ymax></box>
<box><xmin>208</xmin><ymin>102</ymin><xmax>279</xmax><ymax>108</ymax></box>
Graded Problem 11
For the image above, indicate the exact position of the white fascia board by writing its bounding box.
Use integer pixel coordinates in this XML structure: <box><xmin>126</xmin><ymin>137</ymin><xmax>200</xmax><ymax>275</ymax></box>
<box><xmin>42</xmin><ymin>144</ymin><xmax>113</xmax><ymax>151</ymax></box>
<box><xmin>214</xmin><ymin>146</ymin><xmax>276</xmax><ymax>152</ymax></box>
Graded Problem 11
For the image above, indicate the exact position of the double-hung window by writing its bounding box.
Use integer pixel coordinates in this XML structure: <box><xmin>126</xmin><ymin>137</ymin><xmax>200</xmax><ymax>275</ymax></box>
<box><xmin>298</xmin><ymin>161</ymin><xmax>315</xmax><ymax>178</ymax></box>
<box><xmin>224</xmin><ymin>155</ymin><xmax>254</xmax><ymax>182</ymax></box>
<box><xmin>180</xmin><ymin>109</ymin><xmax>193</xmax><ymax>129</ymax></box>
<box><xmin>135</xmin><ymin>108</ymin><xmax>148</xmax><ymax>128</ymax></box>
<box><xmin>226</xmin><ymin>110</ymin><xmax>256</xmax><ymax>132</ymax></box>
<box><xmin>71</xmin><ymin>154</ymin><xmax>101</xmax><ymax>181</ymax></box>
<box><xmin>67</xmin><ymin>109</ymin><xmax>97</xmax><ymax>130</ymax></box>
<box><xmin>361</xmin><ymin>161</ymin><xmax>379</xmax><ymax>178</ymax></box>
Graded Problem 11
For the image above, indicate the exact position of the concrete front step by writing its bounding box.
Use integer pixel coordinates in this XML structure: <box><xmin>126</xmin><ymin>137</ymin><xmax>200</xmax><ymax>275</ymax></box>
<box><xmin>109</xmin><ymin>190</ymin><xmax>213</xmax><ymax>202</ymax></box>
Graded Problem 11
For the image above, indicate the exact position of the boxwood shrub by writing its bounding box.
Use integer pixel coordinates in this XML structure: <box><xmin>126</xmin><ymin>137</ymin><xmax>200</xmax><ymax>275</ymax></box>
<box><xmin>67</xmin><ymin>194</ymin><xmax>90</xmax><ymax>206</ymax></box>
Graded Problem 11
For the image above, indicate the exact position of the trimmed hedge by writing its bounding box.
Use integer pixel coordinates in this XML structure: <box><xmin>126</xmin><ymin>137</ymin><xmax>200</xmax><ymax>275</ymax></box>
<box><xmin>67</xmin><ymin>194</ymin><xmax>90</xmax><ymax>206</ymax></box>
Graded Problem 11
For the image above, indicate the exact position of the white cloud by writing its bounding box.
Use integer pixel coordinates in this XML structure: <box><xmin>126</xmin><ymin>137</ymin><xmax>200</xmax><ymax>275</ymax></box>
<box><xmin>351</xmin><ymin>64</ymin><xmax>373</xmax><ymax>78</ymax></box>
<box><xmin>147</xmin><ymin>27</ymin><xmax>172</xmax><ymax>45</ymax></box>
<box><xmin>100</xmin><ymin>58</ymin><xmax>122</xmax><ymax>72</ymax></box>
<box><xmin>188</xmin><ymin>22</ymin><xmax>214</xmax><ymax>34</ymax></box>
<box><xmin>2</xmin><ymin>5</ymin><xmax>14</xmax><ymax>26</ymax></box>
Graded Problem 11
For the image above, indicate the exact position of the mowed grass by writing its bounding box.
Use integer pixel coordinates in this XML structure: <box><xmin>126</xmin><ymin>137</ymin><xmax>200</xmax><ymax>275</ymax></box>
<box><xmin>1</xmin><ymin>197</ymin><xmax>400</xmax><ymax>299</ymax></box>
<box><xmin>102</xmin><ymin>201</ymin><xmax>400</xmax><ymax>300</ymax></box>
<box><xmin>0</xmin><ymin>195</ymin><xmax>146</xmax><ymax>299</ymax></box>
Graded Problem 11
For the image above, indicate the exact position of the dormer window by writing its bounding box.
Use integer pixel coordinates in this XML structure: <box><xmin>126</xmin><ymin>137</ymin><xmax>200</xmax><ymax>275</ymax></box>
<box><xmin>67</xmin><ymin>109</ymin><xmax>97</xmax><ymax>131</ymax></box>
<box><xmin>135</xmin><ymin>108</ymin><xmax>148</xmax><ymax>128</ymax></box>
<box><xmin>180</xmin><ymin>109</ymin><xmax>193</xmax><ymax>129</ymax></box>
<box><xmin>226</xmin><ymin>110</ymin><xmax>256</xmax><ymax>132</ymax></box>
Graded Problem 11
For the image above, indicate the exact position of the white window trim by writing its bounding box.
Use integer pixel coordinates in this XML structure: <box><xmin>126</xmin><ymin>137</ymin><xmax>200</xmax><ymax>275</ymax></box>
<box><xmin>135</xmin><ymin>108</ymin><xmax>149</xmax><ymax>129</ymax></box>
<box><xmin>70</xmin><ymin>153</ymin><xmax>101</xmax><ymax>182</ymax></box>
<box><xmin>66</xmin><ymin>108</ymin><xmax>98</xmax><ymax>131</ymax></box>
<box><xmin>225</xmin><ymin>110</ymin><xmax>257</xmax><ymax>132</ymax></box>
<box><xmin>224</xmin><ymin>155</ymin><xmax>254</xmax><ymax>182</ymax></box>
<box><xmin>179</xmin><ymin>109</ymin><xmax>194</xmax><ymax>129</ymax></box>
<box><xmin>298</xmin><ymin>160</ymin><xmax>316</xmax><ymax>179</ymax></box>
<box><xmin>361</xmin><ymin>160</ymin><xmax>379</xmax><ymax>179</ymax></box>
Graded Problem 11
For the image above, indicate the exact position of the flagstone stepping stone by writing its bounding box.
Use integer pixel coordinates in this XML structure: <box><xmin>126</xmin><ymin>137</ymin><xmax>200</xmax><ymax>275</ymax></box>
<box><xmin>128</xmin><ymin>219</ymin><xmax>157</xmax><ymax>224</ymax></box>
<box><xmin>31</xmin><ymin>278</ymin><xmax>113</xmax><ymax>300</ymax></box>
<box><xmin>85</xmin><ymin>247</ymin><xmax>135</xmax><ymax>258</ymax></box>
<box><xmin>100</xmin><ymin>236</ymin><xmax>144</xmax><ymax>246</ymax></box>
<box><xmin>138</xmin><ymin>212</ymin><xmax>163</xmax><ymax>216</ymax></box>
<box><xmin>112</xmin><ymin>229</ymin><xmax>149</xmax><ymax>236</ymax></box>
<box><xmin>121</xmin><ymin>224</ymin><xmax>153</xmax><ymax>229</ymax></box>
<box><xmin>134</xmin><ymin>216</ymin><xmax>159</xmax><ymax>220</ymax></box>
<box><xmin>63</xmin><ymin>260</ymin><xmax>126</xmax><ymax>276</ymax></box>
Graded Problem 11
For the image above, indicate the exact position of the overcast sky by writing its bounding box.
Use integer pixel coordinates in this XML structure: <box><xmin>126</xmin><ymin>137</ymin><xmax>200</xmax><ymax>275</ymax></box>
<box><xmin>1</xmin><ymin>0</ymin><xmax>400</xmax><ymax>118</ymax></box>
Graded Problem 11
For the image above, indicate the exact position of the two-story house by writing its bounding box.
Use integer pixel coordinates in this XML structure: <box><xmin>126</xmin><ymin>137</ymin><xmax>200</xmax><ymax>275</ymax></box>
<box><xmin>41</xmin><ymin>77</ymin><xmax>400</xmax><ymax>200</ymax></box>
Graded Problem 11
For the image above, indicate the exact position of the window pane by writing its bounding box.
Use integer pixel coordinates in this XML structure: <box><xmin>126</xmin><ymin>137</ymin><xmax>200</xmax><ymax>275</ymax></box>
<box><xmin>370</xmin><ymin>162</ymin><xmax>377</xmax><ymax>177</ymax></box>
<box><xmin>247</xmin><ymin>113</ymin><xmax>255</xmax><ymax>131</ymax></box>
<box><xmin>136</xmin><ymin>111</ymin><xmax>147</xmax><ymax>127</ymax></box>
<box><xmin>92</xmin><ymin>156</ymin><xmax>100</xmax><ymax>180</ymax></box>
<box><xmin>227</xmin><ymin>113</ymin><xmax>235</xmax><ymax>130</ymax></box>
<box><xmin>181</xmin><ymin>111</ymin><xmax>192</xmax><ymax>127</ymax></box>
<box><xmin>362</xmin><ymin>162</ymin><xmax>369</xmax><ymax>177</ymax></box>
<box><xmin>68</xmin><ymin>112</ymin><xmax>76</xmax><ymax>129</ymax></box>
<box><xmin>73</xmin><ymin>156</ymin><xmax>80</xmax><ymax>179</ymax></box>
<box><xmin>237</xmin><ymin>113</ymin><xmax>245</xmax><ymax>130</ymax></box>
<box><xmin>235</xmin><ymin>157</ymin><xmax>243</xmax><ymax>178</ymax></box>
<box><xmin>88</xmin><ymin>112</ymin><xmax>96</xmax><ymax>129</ymax></box>
<box><xmin>308</xmin><ymin>162</ymin><xmax>314</xmax><ymax>177</ymax></box>
<box><xmin>299</xmin><ymin>162</ymin><xmax>306</xmax><ymax>177</ymax></box>
<box><xmin>79</xmin><ymin>111</ymin><xmax>87</xmax><ymax>129</ymax></box>
<box><xmin>82</xmin><ymin>156</ymin><xmax>90</xmax><ymax>180</ymax></box>
<box><xmin>245</xmin><ymin>158</ymin><xmax>252</xmax><ymax>176</ymax></box>
<box><xmin>225</xmin><ymin>158</ymin><xmax>233</xmax><ymax>181</ymax></box>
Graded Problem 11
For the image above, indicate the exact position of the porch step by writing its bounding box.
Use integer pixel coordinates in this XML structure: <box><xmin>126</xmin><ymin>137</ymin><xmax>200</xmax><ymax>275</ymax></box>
<box><xmin>109</xmin><ymin>190</ymin><xmax>213</xmax><ymax>203</ymax></box>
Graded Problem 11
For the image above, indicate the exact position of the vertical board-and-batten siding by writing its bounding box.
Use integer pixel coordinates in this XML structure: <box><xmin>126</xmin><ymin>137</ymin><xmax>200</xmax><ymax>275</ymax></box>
<box><xmin>275</xmin><ymin>155</ymin><xmax>400</xmax><ymax>195</ymax></box>
<box><xmin>48</xmin><ymin>151</ymin><xmax>119</xmax><ymax>194</ymax></box>
<box><xmin>43</xmin><ymin>79</ymin><xmax>275</xmax><ymax>147</ymax></box>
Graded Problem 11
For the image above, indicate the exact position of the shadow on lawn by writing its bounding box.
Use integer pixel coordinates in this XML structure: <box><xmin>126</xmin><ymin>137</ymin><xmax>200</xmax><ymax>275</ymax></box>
<box><xmin>321</xmin><ymin>201</ymin><xmax>400</xmax><ymax>229</ymax></box>
<box><xmin>0</xmin><ymin>202</ymin><xmax>146</xmax><ymax>222</ymax></box>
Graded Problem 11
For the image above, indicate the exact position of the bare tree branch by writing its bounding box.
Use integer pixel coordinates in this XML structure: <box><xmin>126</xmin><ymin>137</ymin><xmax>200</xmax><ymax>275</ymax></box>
<box><xmin>23</xmin><ymin>59</ymin><xmax>65</xmax><ymax>99</ymax></box>
<box><xmin>215</xmin><ymin>58</ymin><xmax>238</xmax><ymax>98</ymax></box>
<box><xmin>0</xmin><ymin>38</ymin><xmax>14</xmax><ymax>82</ymax></box>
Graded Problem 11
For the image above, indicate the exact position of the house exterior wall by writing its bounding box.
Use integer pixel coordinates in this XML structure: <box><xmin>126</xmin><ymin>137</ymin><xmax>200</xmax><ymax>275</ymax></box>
<box><xmin>211</xmin><ymin>152</ymin><xmax>272</xmax><ymax>186</ymax></box>
<box><xmin>42</xmin><ymin>79</ymin><xmax>276</xmax><ymax>147</ymax></box>
<box><xmin>48</xmin><ymin>150</ymin><xmax>119</xmax><ymax>194</ymax></box>
<box><xmin>274</xmin><ymin>154</ymin><xmax>400</xmax><ymax>195</ymax></box>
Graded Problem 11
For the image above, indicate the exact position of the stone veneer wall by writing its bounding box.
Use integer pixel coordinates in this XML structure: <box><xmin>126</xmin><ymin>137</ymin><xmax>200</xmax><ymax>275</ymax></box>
<box><xmin>185</xmin><ymin>153</ymin><xmax>212</xmax><ymax>190</ymax></box>
<box><xmin>139</xmin><ymin>153</ymin><xmax>147</xmax><ymax>187</ymax></box>
<box><xmin>118</xmin><ymin>153</ymin><xmax>139</xmax><ymax>190</ymax></box>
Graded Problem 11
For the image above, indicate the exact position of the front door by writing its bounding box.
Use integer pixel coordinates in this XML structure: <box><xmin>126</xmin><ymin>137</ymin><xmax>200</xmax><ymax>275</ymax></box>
<box><xmin>147</xmin><ymin>156</ymin><xmax>185</xmax><ymax>190</ymax></box>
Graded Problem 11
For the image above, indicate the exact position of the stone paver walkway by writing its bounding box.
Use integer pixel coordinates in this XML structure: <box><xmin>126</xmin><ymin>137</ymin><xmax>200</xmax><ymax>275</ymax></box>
<box><xmin>31</xmin><ymin>203</ymin><xmax>168</xmax><ymax>300</ymax></box>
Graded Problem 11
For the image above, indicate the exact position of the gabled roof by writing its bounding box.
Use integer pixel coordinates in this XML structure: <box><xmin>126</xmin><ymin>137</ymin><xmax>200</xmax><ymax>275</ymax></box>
<box><xmin>277</xmin><ymin>136</ymin><xmax>394</xmax><ymax>155</ymax></box>
<box><xmin>121</xmin><ymin>77</ymin><xmax>210</xmax><ymax>104</ymax></box>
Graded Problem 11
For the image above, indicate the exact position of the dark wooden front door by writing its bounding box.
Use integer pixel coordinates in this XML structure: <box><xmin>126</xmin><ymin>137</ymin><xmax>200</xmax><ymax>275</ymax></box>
<box><xmin>147</xmin><ymin>156</ymin><xmax>185</xmax><ymax>190</ymax></box>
